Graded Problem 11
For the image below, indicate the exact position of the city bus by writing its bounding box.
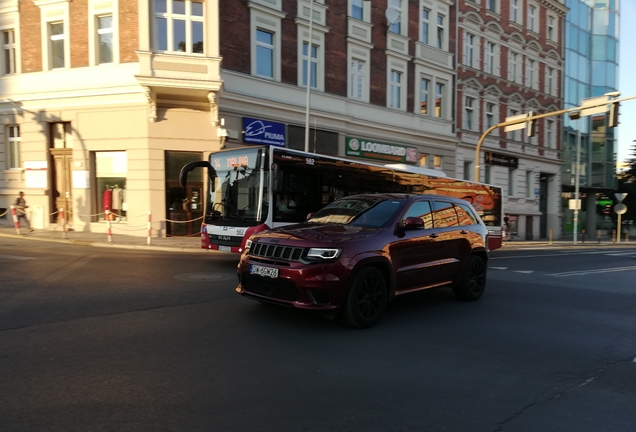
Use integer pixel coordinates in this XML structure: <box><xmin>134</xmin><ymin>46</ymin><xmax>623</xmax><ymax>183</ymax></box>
<box><xmin>179</xmin><ymin>145</ymin><xmax>504</xmax><ymax>253</ymax></box>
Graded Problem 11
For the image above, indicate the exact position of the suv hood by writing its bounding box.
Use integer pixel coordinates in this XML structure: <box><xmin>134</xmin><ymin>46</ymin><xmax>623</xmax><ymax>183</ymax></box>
<box><xmin>254</xmin><ymin>223</ymin><xmax>381</xmax><ymax>245</ymax></box>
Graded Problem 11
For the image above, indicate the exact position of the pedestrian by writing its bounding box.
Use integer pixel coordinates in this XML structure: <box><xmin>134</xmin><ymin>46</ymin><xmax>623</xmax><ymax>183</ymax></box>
<box><xmin>15</xmin><ymin>191</ymin><xmax>33</xmax><ymax>232</ymax></box>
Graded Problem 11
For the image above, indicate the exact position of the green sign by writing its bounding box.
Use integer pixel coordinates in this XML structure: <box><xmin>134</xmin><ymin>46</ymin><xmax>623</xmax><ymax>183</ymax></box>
<box><xmin>597</xmin><ymin>199</ymin><xmax>613</xmax><ymax>206</ymax></box>
<box><xmin>345</xmin><ymin>137</ymin><xmax>418</xmax><ymax>164</ymax></box>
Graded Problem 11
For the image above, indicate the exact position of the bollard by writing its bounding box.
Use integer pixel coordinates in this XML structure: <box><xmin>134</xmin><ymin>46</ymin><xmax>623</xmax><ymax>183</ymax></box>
<box><xmin>581</xmin><ymin>229</ymin><xmax>585</xmax><ymax>243</ymax></box>
<box><xmin>549</xmin><ymin>229</ymin><xmax>553</xmax><ymax>245</ymax></box>
<box><xmin>597</xmin><ymin>229</ymin><xmax>601</xmax><ymax>244</ymax></box>
<box><xmin>612</xmin><ymin>230</ymin><xmax>616</xmax><ymax>243</ymax></box>
<box><xmin>105</xmin><ymin>210</ymin><xmax>113</xmax><ymax>243</ymax></box>
<box><xmin>10</xmin><ymin>205</ymin><xmax>21</xmax><ymax>235</ymax></box>
<box><xmin>59</xmin><ymin>207</ymin><xmax>67</xmax><ymax>239</ymax></box>
<box><xmin>147</xmin><ymin>211</ymin><xmax>152</xmax><ymax>246</ymax></box>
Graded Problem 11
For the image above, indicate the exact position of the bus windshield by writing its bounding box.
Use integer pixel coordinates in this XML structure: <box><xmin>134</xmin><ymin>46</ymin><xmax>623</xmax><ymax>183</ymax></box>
<box><xmin>207</xmin><ymin>148</ymin><xmax>268</xmax><ymax>226</ymax></box>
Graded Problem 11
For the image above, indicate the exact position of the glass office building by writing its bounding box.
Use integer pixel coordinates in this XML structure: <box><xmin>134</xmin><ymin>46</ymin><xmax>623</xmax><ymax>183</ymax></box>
<box><xmin>562</xmin><ymin>0</ymin><xmax>619</xmax><ymax>236</ymax></box>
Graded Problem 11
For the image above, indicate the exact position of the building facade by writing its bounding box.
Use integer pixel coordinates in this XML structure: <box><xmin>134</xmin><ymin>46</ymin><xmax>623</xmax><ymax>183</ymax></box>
<box><xmin>455</xmin><ymin>0</ymin><xmax>568</xmax><ymax>240</ymax></box>
<box><xmin>562</xmin><ymin>0</ymin><xmax>619</xmax><ymax>239</ymax></box>
<box><xmin>0</xmin><ymin>0</ymin><xmax>461</xmax><ymax>236</ymax></box>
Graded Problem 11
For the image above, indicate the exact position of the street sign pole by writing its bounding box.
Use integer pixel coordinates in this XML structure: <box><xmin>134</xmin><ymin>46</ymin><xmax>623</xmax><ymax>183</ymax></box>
<box><xmin>573</xmin><ymin>131</ymin><xmax>581</xmax><ymax>244</ymax></box>
<box><xmin>614</xmin><ymin>193</ymin><xmax>628</xmax><ymax>243</ymax></box>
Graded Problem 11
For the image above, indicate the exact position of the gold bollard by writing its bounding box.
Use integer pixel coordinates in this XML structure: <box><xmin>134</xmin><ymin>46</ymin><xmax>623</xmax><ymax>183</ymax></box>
<box><xmin>549</xmin><ymin>229</ymin><xmax>553</xmax><ymax>245</ymax></box>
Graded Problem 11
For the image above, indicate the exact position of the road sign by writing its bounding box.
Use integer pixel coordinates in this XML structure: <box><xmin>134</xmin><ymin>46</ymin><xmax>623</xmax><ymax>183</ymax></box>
<box><xmin>504</xmin><ymin>114</ymin><xmax>528</xmax><ymax>132</ymax></box>
<box><xmin>614</xmin><ymin>203</ymin><xmax>627</xmax><ymax>215</ymax></box>
<box><xmin>580</xmin><ymin>95</ymin><xmax>609</xmax><ymax>117</ymax></box>
<box><xmin>615</xmin><ymin>193</ymin><xmax>627</xmax><ymax>203</ymax></box>
<box><xmin>568</xmin><ymin>199</ymin><xmax>581</xmax><ymax>210</ymax></box>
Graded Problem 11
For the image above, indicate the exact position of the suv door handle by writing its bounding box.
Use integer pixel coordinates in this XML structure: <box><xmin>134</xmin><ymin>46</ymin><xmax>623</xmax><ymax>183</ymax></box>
<box><xmin>460</xmin><ymin>230</ymin><xmax>468</xmax><ymax>235</ymax></box>
<box><xmin>430</xmin><ymin>233</ymin><xmax>439</xmax><ymax>238</ymax></box>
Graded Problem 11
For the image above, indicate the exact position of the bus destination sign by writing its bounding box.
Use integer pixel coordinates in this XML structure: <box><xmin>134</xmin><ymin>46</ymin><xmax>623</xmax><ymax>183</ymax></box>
<box><xmin>346</xmin><ymin>137</ymin><xmax>417</xmax><ymax>164</ymax></box>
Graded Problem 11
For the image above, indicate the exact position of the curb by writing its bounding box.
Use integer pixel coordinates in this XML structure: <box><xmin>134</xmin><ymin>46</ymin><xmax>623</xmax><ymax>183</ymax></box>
<box><xmin>0</xmin><ymin>231</ymin><xmax>217</xmax><ymax>253</ymax></box>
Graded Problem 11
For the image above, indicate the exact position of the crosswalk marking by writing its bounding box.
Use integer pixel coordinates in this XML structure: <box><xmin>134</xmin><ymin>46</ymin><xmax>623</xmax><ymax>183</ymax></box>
<box><xmin>0</xmin><ymin>254</ymin><xmax>35</xmax><ymax>261</ymax></box>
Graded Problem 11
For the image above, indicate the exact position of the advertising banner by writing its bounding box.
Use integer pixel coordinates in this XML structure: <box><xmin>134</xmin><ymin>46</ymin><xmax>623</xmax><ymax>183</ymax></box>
<box><xmin>243</xmin><ymin>117</ymin><xmax>286</xmax><ymax>147</ymax></box>
<box><xmin>345</xmin><ymin>137</ymin><xmax>418</xmax><ymax>163</ymax></box>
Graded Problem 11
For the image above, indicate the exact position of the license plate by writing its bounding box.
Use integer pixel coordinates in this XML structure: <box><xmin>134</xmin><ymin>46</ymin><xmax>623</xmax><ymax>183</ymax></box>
<box><xmin>218</xmin><ymin>245</ymin><xmax>231</xmax><ymax>252</ymax></box>
<box><xmin>250</xmin><ymin>264</ymin><xmax>279</xmax><ymax>279</ymax></box>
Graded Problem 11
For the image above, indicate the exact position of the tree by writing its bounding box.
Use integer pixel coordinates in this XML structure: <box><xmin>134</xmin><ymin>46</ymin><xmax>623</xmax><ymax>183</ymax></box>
<box><xmin>617</xmin><ymin>141</ymin><xmax>636</xmax><ymax>226</ymax></box>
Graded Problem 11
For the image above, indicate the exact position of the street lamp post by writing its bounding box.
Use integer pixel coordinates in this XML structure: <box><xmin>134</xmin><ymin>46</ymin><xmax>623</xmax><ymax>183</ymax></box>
<box><xmin>304</xmin><ymin>0</ymin><xmax>315</xmax><ymax>153</ymax></box>
<box><xmin>573</xmin><ymin>130</ymin><xmax>581</xmax><ymax>244</ymax></box>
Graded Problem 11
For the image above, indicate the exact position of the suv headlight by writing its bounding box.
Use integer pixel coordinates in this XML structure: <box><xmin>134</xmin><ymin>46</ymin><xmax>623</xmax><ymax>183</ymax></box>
<box><xmin>306</xmin><ymin>248</ymin><xmax>342</xmax><ymax>261</ymax></box>
<box><xmin>245</xmin><ymin>239</ymin><xmax>253</xmax><ymax>250</ymax></box>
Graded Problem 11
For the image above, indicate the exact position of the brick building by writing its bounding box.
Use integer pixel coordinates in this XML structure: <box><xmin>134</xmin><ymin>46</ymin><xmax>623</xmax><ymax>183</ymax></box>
<box><xmin>455</xmin><ymin>0</ymin><xmax>568</xmax><ymax>240</ymax></box>
<box><xmin>0</xmin><ymin>0</ymin><xmax>463</xmax><ymax>235</ymax></box>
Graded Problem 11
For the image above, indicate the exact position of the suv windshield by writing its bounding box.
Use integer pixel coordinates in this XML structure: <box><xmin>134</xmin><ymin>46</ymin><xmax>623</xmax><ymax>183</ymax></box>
<box><xmin>307</xmin><ymin>197</ymin><xmax>404</xmax><ymax>227</ymax></box>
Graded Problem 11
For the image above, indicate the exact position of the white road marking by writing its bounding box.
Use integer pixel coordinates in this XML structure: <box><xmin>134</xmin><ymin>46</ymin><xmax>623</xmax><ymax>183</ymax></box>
<box><xmin>549</xmin><ymin>266</ymin><xmax>636</xmax><ymax>277</ymax></box>
<box><xmin>514</xmin><ymin>271</ymin><xmax>534</xmax><ymax>274</ymax></box>
<box><xmin>0</xmin><ymin>254</ymin><xmax>35</xmax><ymax>261</ymax></box>
<box><xmin>493</xmin><ymin>250</ymin><xmax>636</xmax><ymax>260</ymax></box>
<box><xmin>490</xmin><ymin>266</ymin><xmax>508</xmax><ymax>270</ymax></box>
<box><xmin>605</xmin><ymin>252</ymin><xmax>636</xmax><ymax>257</ymax></box>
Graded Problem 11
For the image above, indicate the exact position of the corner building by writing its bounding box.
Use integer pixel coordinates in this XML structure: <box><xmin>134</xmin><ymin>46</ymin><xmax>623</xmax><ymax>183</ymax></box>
<box><xmin>0</xmin><ymin>0</ymin><xmax>461</xmax><ymax>235</ymax></box>
<box><xmin>455</xmin><ymin>0</ymin><xmax>567</xmax><ymax>240</ymax></box>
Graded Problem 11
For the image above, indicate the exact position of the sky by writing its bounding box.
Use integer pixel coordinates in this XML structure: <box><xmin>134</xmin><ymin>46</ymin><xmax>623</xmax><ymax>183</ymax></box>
<box><xmin>617</xmin><ymin>0</ymin><xmax>636</xmax><ymax>163</ymax></box>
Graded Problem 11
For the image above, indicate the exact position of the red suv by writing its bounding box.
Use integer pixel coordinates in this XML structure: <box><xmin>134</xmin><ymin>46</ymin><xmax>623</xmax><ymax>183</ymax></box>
<box><xmin>236</xmin><ymin>194</ymin><xmax>489</xmax><ymax>328</ymax></box>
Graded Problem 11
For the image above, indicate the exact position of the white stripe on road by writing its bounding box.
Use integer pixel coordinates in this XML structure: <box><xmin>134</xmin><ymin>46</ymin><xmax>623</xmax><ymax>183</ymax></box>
<box><xmin>493</xmin><ymin>250</ymin><xmax>636</xmax><ymax>260</ymax></box>
<box><xmin>0</xmin><ymin>254</ymin><xmax>35</xmax><ymax>261</ymax></box>
<box><xmin>549</xmin><ymin>266</ymin><xmax>636</xmax><ymax>277</ymax></box>
<box><xmin>490</xmin><ymin>267</ymin><xmax>508</xmax><ymax>270</ymax></box>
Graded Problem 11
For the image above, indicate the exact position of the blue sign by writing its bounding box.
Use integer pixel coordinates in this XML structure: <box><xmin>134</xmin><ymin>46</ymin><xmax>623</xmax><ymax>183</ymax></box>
<box><xmin>243</xmin><ymin>117</ymin><xmax>286</xmax><ymax>147</ymax></box>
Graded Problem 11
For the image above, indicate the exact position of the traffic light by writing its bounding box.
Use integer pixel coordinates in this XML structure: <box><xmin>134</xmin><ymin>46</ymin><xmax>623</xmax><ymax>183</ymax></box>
<box><xmin>527</xmin><ymin>111</ymin><xmax>538</xmax><ymax>137</ymax></box>
<box><xmin>608</xmin><ymin>101</ymin><xmax>620</xmax><ymax>128</ymax></box>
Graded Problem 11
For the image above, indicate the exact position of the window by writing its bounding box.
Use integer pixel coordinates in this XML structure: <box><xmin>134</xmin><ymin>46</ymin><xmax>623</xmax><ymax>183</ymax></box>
<box><xmin>526</xmin><ymin>171</ymin><xmax>533</xmax><ymax>198</ymax></box>
<box><xmin>510</xmin><ymin>0</ymin><xmax>519</xmax><ymax>22</ymax></box>
<box><xmin>546</xmin><ymin>67</ymin><xmax>555</xmax><ymax>95</ymax></box>
<box><xmin>546</xmin><ymin>119</ymin><xmax>555</xmax><ymax>148</ymax></box>
<box><xmin>419</xmin><ymin>154</ymin><xmax>427</xmax><ymax>167</ymax></box>
<box><xmin>509</xmin><ymin>51</ymin><xmax>519</xmax><ymax>83</ymax></box>
<box><xmin>154</xmin><ymin>0</ymin><xmax>204</xmax><ymax>54</ymax></box>
<box><xmin>484</xmin><ymin>165</ymin><xmax>492</xmax><ymax>184</ymax></box>
<box><xmin>485</xmin><ymin>42</ymin><xmax>495</xmax><ymax>74</ymax></box>
<box><xmin>487</xmin><ymin>0</ymin><xmax>497</xmax><ymax>13</ymax></box>
<box><xmin>7</xmin><ymin>126</ymin><xmax>20</xmax><ymax>169</ymax></box>
<box><xmin>486</xmin><ymin>102</ymin><xmax>495</xmax><ymax>128</ymax></box>
<box><xmin>464</xmin><ymin>97</ymin><xmax>475</xmax><ymax>130</ymax></box>
<box><xmin>526</xmin><ymin>59</ymin><xmax>535</xmax><ymax>88</ymax></box>
<box><xmin>419</xmin><ymin>77</ymin><xmax>430</xmax><ymax>114</ymax></box>
<box><xmin>2</xmin><ymin>30</ymin><xmax>16</xmax><ymax>75</ymax></box>
<box><xmin>435</xmin><ymin>83</ymin><xmax>444</xmax><ymax>118</ymax></box>
<box><xmin>302</xmin><ymin>41</ymin><xmax>318</xmax><ymax>88</ymax></box>
<box><xmin>351</xmin><ymin>0</ymin><xmax>363</xmax><ymax>20</ymax></box>
<box><xmin>465</xmin><ymin>33</ymin><xmax>474</xmax><ymax>67</ymax></box>
<box><xmin>436</xmin><ymin>14</ymin><xmax>445</xmax><ymax>49</ymax></box>
<box><xmin>433</xmin><ymin>156</ymin><xmax>442</xmax><ymax>169</ymax></box>
<box><xmin>421</xmin><ymin>8</ymin><xmax>429</xmax><ymax>44</ymax></box>
<box><xmin>508</xmin><ymin>168</ymin><xmax>516</xmax><ymax>196</ymax></box>
<box><xmin>528</xmin><ymin>5</ymin><xmax>536</xmax><ymax>31</ymax></box>
<box><xmin>389</xmin><ymin>70</ymin><xmax>402</xmax><ymax>109</ymax></box>
<box><xmin>404</xmin><ymin>201</ymin><xmax>433</xmax><ymax>229</ymax></box>
<box><xmin>97</xmin><ymin>15</ymin><xmax>113</xmax><ymax>64</ymax></box>
<box><xmin>464</xmin><ymin>161</ymin><xmax>473</xmax><ymax>181</ymax></box>
<box><xmin>49</xmin><ymin>22</ymin><xmax>65</xmax><ymax>69</ymax></box>
<box><xmin>350</xmin><ymin>58</ymin><xmax>365</xmax><ymax>100</ymax></box>
<box><xmin>548</xmin><ymin>16</ymin><xmax>555</xmax><ymax>42</ymax></box>
<box><xmin>389</xmin><ymin>0</ymin><xmax>402</xmax><ymax>34</ymax></box>
<box><xmin>256</xmin><ymin>29</ymin><xmax>274</xmax><ymax>78</ymax></box>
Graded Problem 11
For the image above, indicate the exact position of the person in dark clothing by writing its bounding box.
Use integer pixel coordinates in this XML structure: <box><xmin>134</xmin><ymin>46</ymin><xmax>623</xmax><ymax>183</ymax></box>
<box><xmin>15</xmin><ymin>191</ymin><xmax>33</xmax><ymax>232</ymax></box>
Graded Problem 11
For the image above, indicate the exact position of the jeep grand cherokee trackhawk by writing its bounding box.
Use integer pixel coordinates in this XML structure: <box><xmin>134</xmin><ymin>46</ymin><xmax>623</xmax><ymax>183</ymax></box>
<box><xmin>236</xmin><ymin>194</ymin><xmax>489</xmax><ymax>328</ymax></box>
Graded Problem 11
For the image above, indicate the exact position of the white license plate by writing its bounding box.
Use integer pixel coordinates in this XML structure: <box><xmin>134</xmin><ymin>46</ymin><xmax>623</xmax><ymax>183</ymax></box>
<box><xmin>218</xmin><ymin>245</ymin><xmax>231</xmax><ymax>252</ymax></box>
<box><xmin>250</xmin><ymin>264</ymin><xmax>279</xmax><ymax>279</ymax></box>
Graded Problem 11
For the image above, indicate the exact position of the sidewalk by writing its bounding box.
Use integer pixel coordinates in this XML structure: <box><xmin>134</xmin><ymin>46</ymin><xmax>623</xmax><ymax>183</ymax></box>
<box><xmin>0</xmin><ymin>218</ymin><xmax>213</xmax><ymax>253</ymax></box>
<box><xmin>0</xmin><ymin>217</ymin><xmax>633</xmax><ymax>252</ymax></box>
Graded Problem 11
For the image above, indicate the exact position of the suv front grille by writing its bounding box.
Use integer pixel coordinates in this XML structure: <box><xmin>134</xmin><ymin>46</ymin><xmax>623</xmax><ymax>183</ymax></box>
<box><xmin>250</xmin><ymin>242</ymin><xmax>305</xmax><ymax>261</ymax></box>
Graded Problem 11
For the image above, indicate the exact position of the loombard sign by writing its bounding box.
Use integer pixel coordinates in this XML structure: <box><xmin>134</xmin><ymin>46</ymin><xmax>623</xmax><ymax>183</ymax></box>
<box><xmin>346</xmin><ymin>137</ymin><xmax>417</xmax><ymax>163</ymax></box>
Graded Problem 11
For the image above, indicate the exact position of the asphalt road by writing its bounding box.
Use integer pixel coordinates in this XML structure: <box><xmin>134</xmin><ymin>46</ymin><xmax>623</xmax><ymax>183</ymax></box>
<box><xmin>1</xmin><ymin>239</ymin><xmax>636</xmax><ymax>432</ymax></box>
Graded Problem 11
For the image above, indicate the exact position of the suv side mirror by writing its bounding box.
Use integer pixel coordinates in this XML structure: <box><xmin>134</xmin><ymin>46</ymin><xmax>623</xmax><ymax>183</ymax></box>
<box><xmin>403</xmin><ymin>217</ymin><xmax>424</xmax><ymax>231</ymax></box>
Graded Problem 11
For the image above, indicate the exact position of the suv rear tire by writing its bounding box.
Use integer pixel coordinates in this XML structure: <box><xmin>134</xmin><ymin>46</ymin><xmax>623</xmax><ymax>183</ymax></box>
<box><xmin>452</xmin><ymin>255</ymin><xmax>486</xmax><ymax>301</ymax></box>
<box><xmin>340</xmin><ymin>267</ymin><xmax>387</xmax><ymax>328</ymax></box>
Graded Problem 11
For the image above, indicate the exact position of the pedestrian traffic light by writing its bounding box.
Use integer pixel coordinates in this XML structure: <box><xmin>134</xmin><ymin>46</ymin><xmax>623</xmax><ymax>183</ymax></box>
<box><xmin>526</xmin><ymin>111</ymin><xmax>537</xmax><ymax>137</ymax></box>
<box><xmin>608</xmin><ymin>101</ymin><xmax>620</xmax><ymax>128</ymax></box>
